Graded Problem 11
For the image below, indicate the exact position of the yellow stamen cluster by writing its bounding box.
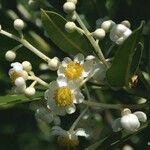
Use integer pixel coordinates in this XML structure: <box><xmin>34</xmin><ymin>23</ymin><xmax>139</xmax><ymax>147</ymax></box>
<box><xmin>54</xmin><ymin>87</ymin><xmax>73</xmax><ymax>107</ymax></box>
<box><xmin>64</xmin><ymin>61</ymin><xmax>84</xmax><ymax>80</ymax></box>
<box><xmin>9</xmin><ymin>70</ymin><xmax>22</xmax><ymax>83</ymax></box>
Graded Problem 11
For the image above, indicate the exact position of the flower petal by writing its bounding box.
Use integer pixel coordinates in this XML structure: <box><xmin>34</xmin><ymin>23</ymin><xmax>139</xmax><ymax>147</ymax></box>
<box><xmin>73</xmin><ymin>91</ymin><xmax>84</xmax><ymax>103</ymax></box>
<box><xmin>83</xmin><ymin>60</ymin><xmax>93</xmax><ymax>77</ymax></box>
<box><xmin>75</xmin><ymin>128</ymin><xmax>89</xmax><ymax>138</ymax></box>
<box><xmin>57</xmin><ymin>76</ymin><xmax>67</xmax><ymax>87</ymax></box>
<box><xmin>66</xmin><ymin>104</ymin><xmax>76</xmax><ymax>114</ymax></box>
<box><xmin>133</xmin><ymin>111</ymin><xmax>147</xmax><ymax>122</ymax></box>
<box><xmin>62</xmin><ymin>57</ymin><xmax>72</xmax><ymax>67</ymax></box>
<box><xmin>112</xmin><ymin>118</ymin><xmax>122</xmax><ymax>132</ymax></box>
<box><xmin>57</xmin><ymin>66</ymin><xmax>65</xmax><ymax>76</ymax></box>
<box><xmin>74</xmin><ymin>53</ymin><xmax>84</xmax><ymax>64</ymax></box>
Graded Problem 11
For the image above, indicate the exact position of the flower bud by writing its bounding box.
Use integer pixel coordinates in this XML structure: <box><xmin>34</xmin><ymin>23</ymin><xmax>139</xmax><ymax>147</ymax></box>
<box><xmin>14</xmin><ymin>19</ymin><xmax>25</xmax><ymax>31</ymax></box>
<box><xmin>25</xmin><ymin>87</ymin><xmax>36</xmax><ymax>97</ymax></box>
<box><xmin>48</xmin><ymin>57</ymin><xmax>60</xmax><ymax>71</ymax></box>
<box><xmin>5</xmin><ymin>50</ymin><xmax>16</xmax><ymax>62</ymax></box>
<box><xmin>121</xmin><ymin>20</ymin><xmax>131</xmax><ymax>28</ymax></box>
<box><xmin>101</xmin><ymin>20</ymin><xmax>115</xmax><ymax>32</ymax></box>
<box><xmin>63</xmin><ymin>2</ymin><xmax>76</xmax><ymax>14</ymax></box>
<box><xmin>65</xmin><ymin>22</ymin><xmax>76</xmax><ymax>33</ymax></box>
<box><xmin>15</xmin><ymin>77</ymin><xmax>26</xmax><ymax>87</ymax></box>
<box><xmin>22</xmin><ymin>61</ymin><xmax>32</xmax><ymax>72</ymax></box>
<box><xmin>22</xmin><ymin>71</ymin><xmax>28</xmax><ymax>80</ymax></box>
<box><xmin>28</xmin><ymin>0</ymin><xmax>39</xmax><ymax>9</ymax></box>
<box><xmin>93</xmin><ymin>28</ymin><xmax>106</xmax><ymax>40</ymax></box>
<box><xmin>120</xmin><ymin>114</ymin><xmax>140</xmax><ymax>132</ymax></box>
<box><xmin>67</xmin><ymin>0</ymin><xmax>77</xmax><ymax>5</ymax></box>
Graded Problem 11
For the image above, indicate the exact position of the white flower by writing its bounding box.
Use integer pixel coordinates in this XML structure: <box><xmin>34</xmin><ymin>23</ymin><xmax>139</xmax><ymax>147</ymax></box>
<box><xmin>51</xmin><ymin>126</ymin><xmax>89</xmax><ymax>146</ymax></box>
<box><xmin>110</xmin><ymin>24</ymin><xmax>132</xmax><ymax>45</ymax></box>
<box><xmin>86</xmin><ymin>55</ymin><xmax>109</xmax><ymax>83</ymax></box>
<box><xmin>57</xmin><ymin>53</ymin><xmax>93</xmax><ymax>82</ymax></box>
<box><xmin>9</xmin><ymin>62</ymin><xmax>28</xmax><ymax>93</ymax></box>
<box><xmin>45</xmin><ymin>76</ymin><xmax>84</xmax><ymax>115</ymax></box>
<box><xmin>112</xmin><ymin>108</ymin><xmax>147</xmax><ymax>133</ymax></box>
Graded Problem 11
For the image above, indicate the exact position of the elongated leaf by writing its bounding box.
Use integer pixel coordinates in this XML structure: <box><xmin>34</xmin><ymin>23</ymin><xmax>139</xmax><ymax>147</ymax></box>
<box><xmin>106</xmin><ymin>22</ymin><xmax>144</xmax><ymax>88</ymax></box>
<box><xmin>41</xmin><ymin>10</ymin><xmax>94</xmax><ymax>55</ymax></box>
<box><xmin>0</xmin><ymin>92</ymin><xmax>43</xmax><ymax>107</ymax></box>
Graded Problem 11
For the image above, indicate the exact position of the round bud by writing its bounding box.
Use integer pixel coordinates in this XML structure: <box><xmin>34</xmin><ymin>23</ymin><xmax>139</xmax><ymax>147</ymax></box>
<box><xmin>67</xmin><ymin>0</ymin><xmax>77</xmax><ymax>5</ymax></box>
<box><xmin>101</xmin><ymin>20</ymin><xmax>115</xmax><ymax>32</ymax></box>
<box><xmin>63</xmin><ymin>2</ymin><xmax>76</xmax><ymax>14</ymax></box>
<box><xmin>65</xmin><ymin>22</ymin><xmax>76</xmax><ymax>33</ymax></box>
<box><xmin>25</xmin><ymin>87</ymin><xmax>36</xmax><ymax>97</ymax></box>
<box><xmin>22</xmin><ymin>61</ymin><xmax>32</xmax><ymax>72</ymax></box>
<box><xmin>121</xmin><ymin>108</ymin><xmax>131</xmax><ymax>116</ymax></box>
<box><xmin>121</xmin><ymin>20</ymin><xmax>131</xmax><ymax>28</ymax></box>
<box><xmin>121</xmin><ymin>114</ymin><xmax>140</xmax><ymax>132</ymax></box>
<box><xmin>15</xmin><ymin>77</ymin><xmax>25</xmax><ymax>87</ymax></box>
<box><xmin>93</xmin><ymin>28</ymin><xmax>106</xmax><ymax>40</ymax></box>
<box><xmin>14</xmin><ymin>19</ymin><xmax>25</xmax><ymax>31</ymax></box>
<box><xmin>22</xmin><ymin>71</ymin><xmax>28</xmax><ymax>80</ymax></box>
<box><xmin>48</xmin><ymin>57</ymin><xmax>60</xmax><ymax>71</ymax></box>
<box><xmin>5</xmin><ymin>50</ymin><xmax>16</xmax><ymax>62</ymax></box>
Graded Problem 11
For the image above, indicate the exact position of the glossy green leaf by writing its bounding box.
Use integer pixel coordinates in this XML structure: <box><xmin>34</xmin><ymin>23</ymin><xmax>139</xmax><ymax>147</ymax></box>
<box><xmin>0</xmin><ymin>92</ymin><xmax>43</xmax><ymax>107</ymax></box>
<box><xmin>41</xmin><ymin>9</ymin><xmax>94</xmax><ymax>55</ymax></box>
<box><xmin>106</xmin><ymin>21</ymin><xmax>144</xmax><ymax>88</ymax></box>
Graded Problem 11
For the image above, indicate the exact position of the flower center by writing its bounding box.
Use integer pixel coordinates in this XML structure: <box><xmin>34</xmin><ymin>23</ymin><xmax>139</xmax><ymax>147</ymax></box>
<box><xmin>10</xmin><ymin>70</ymin><xmax>22</xmax><ymax>83</ymax></box>
<box><xmin>57</xmin><ymin>135</ymin><xmax>79</xmax><ymax>147</ymax></box>
<box><xmin>64</xmin><ymin>61</ymin><xmax>84</xmax><ymax>80</ymax></box>
<box><xmin>54</xmin><ymin>87</ymin><xmax>73</xmax><ymax>107</ymax></box>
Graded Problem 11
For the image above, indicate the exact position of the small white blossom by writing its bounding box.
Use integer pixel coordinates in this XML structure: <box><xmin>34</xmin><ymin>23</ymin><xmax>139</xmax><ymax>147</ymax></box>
<box><xmin>110</xmin><ymin>24</ymin><xmax>132</xmax><ymax>45</ymax></box>
<box><xmin>25</xmin><ymin>87</ymin><xmax>36</xmax><ymax>97</ymax></box>
<box><xmin>67</xmin><ymin>0</ymin><xmax>77</xmax><ymax>5</ymax></box>
<box><xmin>48</xmin><ymin>57</ymin><xmax>60</xmax><ymax>71</ymax></box>
<box><xmin>22</xmin><ymin>61</ymin><xmax>32</xmax><ymax>72</ymax></box>
<box><xmin>5</xmin><ymin>50</ymin><xmax>16</xmax><ymax>62</ymax></box>
<box><xmin>101</xmin><ymin>20</ymin><xmax>115</xmax><ymax>32</ymax></box>
<box><xmin>45</xmin><ymin>76</ymin><xmax>84</xmax><ymax>116</ymax></box>
<box><xmin>14</xmin><ymin>19</ymin><xmax>25</xmax><ymax>31</ymax></box>
<box><xmin>65</xmin><ymin>22</ymin><xmax>76</xmax><ymax>33</ymax></box>
<box><xmin>63</xmin><ymin>2</ymin><xmax>76</xmax><ymax>14</ymax></box>
<box><xmin>57</xmin><ymin>53</ymin><xmax>93</xmax><ymax>82</ymax></box>
<box><xmin>51</xmin><ymin>126</ymin><xmax>89</xmax><ymax>146</ymax></box>
<box><xmin>92</xmin><ymin>28</ymin><xmax>106</xmax><ymax>40</ymax></box>
<box><xmin>112</xmin><ymin>108</ymin><xmax>147</xmax><ymax>133</ymax></box>
<box><xmin>9</xmin><ymin>62</ymin><xmax>28</xmax><ymax>93</ymax></box>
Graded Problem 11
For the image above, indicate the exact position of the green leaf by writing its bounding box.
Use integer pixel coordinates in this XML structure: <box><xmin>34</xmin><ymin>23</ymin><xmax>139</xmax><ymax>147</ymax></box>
<box><xmin>106</xmin><ymin>21</ymin><xmax>144</xmax><ymax>88</ymax></box>
<box><xmin>41</xmin><ymin>9</ymin><xmax>94</xmax><ymax>55</ymax></box>
<box><xmin>0</xmin><ymin>92</ymin><xmax>43</xmax><ymax>107</ymax></box>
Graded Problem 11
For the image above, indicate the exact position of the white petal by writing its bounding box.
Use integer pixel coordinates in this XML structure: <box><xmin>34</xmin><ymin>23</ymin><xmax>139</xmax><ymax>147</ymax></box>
<box><xmin>73</xmin><ymin>91</ymin><xmax>84</xmax><ymax>103</ymax></box>
<box><xmin>83</xmin><ymin>60</ymin><xmax>93</xmax><ymax>77</ymax></box>
<box><xmin>133</xmin><ymin>111</ymin><xmax>147</xmax><ymax>122</ymax></box>
<box><xmin>11</xmin><ymin>62</ymin><xmax>23</xmax><ymax>72</ymax></box>
<box><xmin>62</xmin><ymin>57</ymin><xmax>72</xmax><ymax>67</ymax></box>
<box><xmin>74</xmin><ymin>53</ymin><xmax>84</xmax><ymax>64</ymax></box>
<box><xmin>75</xmin><ymin>128</ymin><xmax>89</xmax><ymax>138</ymax></box>
<box><xmin>57</xmin><ymin>76</ymin><xmax>67</xmax><ymax>87</ymax></box>
<box><xmin>68</xmin><ymin>80</ymin><xmax>78</xmax><ymax>90</ymax></box>
<box><xmin>66</xmin><ymin>104</ymin><xmax>76</xmax><ymax>114</ymax></box>
<box><xmin>121</xmin><ymin>114</ymin><xmax>140</xmax><ymax>132</ymax></box>
<box><xmin>57</xmin><ymin>66</ymin><xmax>65</xmax><ymax>76</ymax></box>
<box><xmin>112</xmin><ymin>118</ymin><xmax>122</xmax><ymax>132</ymax></box>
